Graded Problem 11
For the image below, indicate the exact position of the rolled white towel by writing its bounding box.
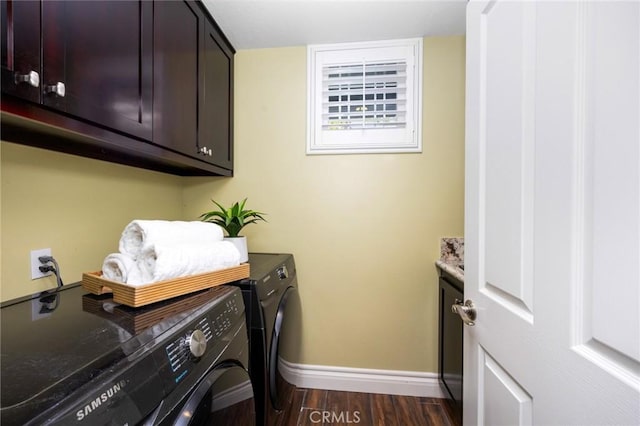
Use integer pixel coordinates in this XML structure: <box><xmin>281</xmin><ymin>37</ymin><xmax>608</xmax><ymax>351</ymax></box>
<box><xmin>137</xmin><ymin>241</ymin><xmax>241</xmax><ymax>284</ymax></box>
<box><xmin>119</xmin><ymin>220</ymin><xmax>224</xmax><ymax>259</ymax></box>
<box><xmin>102</xmin><ymin>253</ymin><xmax>145</xmax><ymax>285</ymax></box>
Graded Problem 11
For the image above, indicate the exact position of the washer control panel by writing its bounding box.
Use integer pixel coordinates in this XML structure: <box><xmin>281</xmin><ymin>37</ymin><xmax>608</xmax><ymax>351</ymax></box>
<box><xmin>211</xmin><ymin>297</ymin><xmax>240</xmax><ymax>338</ymax></box>
<box><xmin>162</xmin><ymin>296</ymin><xmax>241</xmax><ymax>383</ymax></box>
<box><xmin>155</xmin><ymin>288</ymin><xmax>244</xmax><ymax>389</ymax></box>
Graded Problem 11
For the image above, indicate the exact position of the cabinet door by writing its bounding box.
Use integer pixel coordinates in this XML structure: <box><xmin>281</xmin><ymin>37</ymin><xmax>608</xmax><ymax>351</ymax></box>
<box><xmin>41</xmin><ymin>0</ymin><xmax>152</xmax><ymax>140</ymax></box>
<box><xmin>200</xmin><ymin>19</ymin><xmax>233</xmax><ymax>170</ymax></box>
<box><xmin>1</xmin><ymin>0</ymin><xmax>41</xmax><ymax>103</ymax></box>
<box><xmin>153</xmin><ymin>0</ymin><xmax>200</xmax><ymax>158</ymax></box>
<box><xmin>439</xmin><ymin>277</ymin><xmax>463</xmax><ymax>423</ymax></box>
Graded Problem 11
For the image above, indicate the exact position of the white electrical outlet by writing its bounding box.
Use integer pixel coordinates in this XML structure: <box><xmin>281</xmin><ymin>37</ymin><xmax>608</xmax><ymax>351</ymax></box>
<box><xmin>30</xmin><ymin>248</ymin><xmax>52</xmax><ymax>280</ymax></box>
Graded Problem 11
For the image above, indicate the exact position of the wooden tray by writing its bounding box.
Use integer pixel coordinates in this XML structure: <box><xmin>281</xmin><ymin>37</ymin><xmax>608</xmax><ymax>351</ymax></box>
<box><xmin>82</xmin><ymin>263</ymin><xmax>250</xmax><ymax>307</ymax></box>
<box><xmin>82</xmin><ymin>286</ymin><xmax>235</xmax><ymax>334</ymax></box>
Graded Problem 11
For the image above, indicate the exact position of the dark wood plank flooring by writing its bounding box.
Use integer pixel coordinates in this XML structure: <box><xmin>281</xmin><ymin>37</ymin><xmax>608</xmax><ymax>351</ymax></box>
<box><xmin>271</xmin><ymin>387</ymin><xmax>461</xmax><ymax>426</ymax></box>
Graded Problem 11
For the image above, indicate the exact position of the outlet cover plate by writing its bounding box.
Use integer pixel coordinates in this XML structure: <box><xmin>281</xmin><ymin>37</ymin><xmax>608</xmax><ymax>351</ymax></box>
<box><xmin>31</xmin><ymin>248</ymin><xmax>52</xmax><ymax>280</ymax></box>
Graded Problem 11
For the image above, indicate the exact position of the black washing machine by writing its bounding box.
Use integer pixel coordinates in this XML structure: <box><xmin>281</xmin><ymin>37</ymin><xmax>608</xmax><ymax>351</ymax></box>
<box><xmin>0</xmin><ymin>283</ymin><xmax>255</xmax><ymax>425</ymax></box>
<box><xmin>229</xmin><ymin>253</ymin><xmax>298</xmax><ymax>426</ymax></box>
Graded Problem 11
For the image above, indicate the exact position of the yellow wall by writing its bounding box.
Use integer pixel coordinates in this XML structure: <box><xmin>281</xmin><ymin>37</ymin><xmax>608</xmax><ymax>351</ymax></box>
<box><xmin>0</xmin><ymin>143</ymin><xmax>184</xmax><ymax>301</ymax></box>
<box><xmin>0</xmin><ymin>35</ymin><xmax>464</xmax><ymax>373</ymax></box>
<box><xmin>182</xmin><ymin>36</ymin><xmax>465</xmax><ymax>372</ymax></box>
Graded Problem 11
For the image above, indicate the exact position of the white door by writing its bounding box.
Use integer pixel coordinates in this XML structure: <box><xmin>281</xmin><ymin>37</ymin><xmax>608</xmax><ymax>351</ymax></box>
<box><xmin>464</xmin><ymin>1</ymin><xmax>640</xmax><ymax>425</ymax></box>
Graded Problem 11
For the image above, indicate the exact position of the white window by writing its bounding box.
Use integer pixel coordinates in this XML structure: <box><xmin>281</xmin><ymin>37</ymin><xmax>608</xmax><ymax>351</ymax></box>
<box><xmin>307</xmin><ymin>38</ymin><xmax>422</xmax><ymax>155</ymax></box>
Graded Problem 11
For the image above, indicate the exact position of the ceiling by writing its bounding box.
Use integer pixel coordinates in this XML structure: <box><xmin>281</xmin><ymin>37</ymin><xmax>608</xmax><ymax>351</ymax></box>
<box><xmin>201</xmin><ymin>0</ymin><xmax>467</xmax><ymax>50</ymax></box>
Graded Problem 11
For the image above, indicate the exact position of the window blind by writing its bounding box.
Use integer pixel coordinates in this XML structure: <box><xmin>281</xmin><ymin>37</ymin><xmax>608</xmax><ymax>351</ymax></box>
<box><xmin>322</xmin><ymin>61</ymin><xmax>407</xmax><ymax>131</ymax></box>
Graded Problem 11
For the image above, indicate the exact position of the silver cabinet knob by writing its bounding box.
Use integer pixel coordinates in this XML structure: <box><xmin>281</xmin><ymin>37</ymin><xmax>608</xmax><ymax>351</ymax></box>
<box><xmin>198</xmin><ymin>147</ymin><xmax>213</xmax><ymax>156</ymax></box>
<box><xmin>452</xmin><ymin>299</ymin><xmax>476</xmax><ymax>326</ymax></box>
<box><xmin>186</xmin><ymin>329</ymin><xmax>207</xmax><ymax>358</ymax></box>
<box><xmin>15</xmin><ymin>70</ymin><xmax>40</xmax><ymax>87</ymax></box>
<box><xmin>45</xmin><ymin>81</ymin><xmax>65</xmax><ymax>97</ymax></box>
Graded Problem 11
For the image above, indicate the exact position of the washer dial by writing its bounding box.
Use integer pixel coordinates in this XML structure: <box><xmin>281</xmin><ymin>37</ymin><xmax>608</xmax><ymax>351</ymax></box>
<box><xmin>185</xmin><ymin>329</ymin><xmax>207</xmax><ymax>358</ymax></box>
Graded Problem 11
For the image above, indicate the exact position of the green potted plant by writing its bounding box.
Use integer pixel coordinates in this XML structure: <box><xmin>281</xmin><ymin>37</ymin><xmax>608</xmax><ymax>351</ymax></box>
<box><xmin>199</xmin><ymin>198</ymin><xmax>266</xmax><ymax>262</ymax></box>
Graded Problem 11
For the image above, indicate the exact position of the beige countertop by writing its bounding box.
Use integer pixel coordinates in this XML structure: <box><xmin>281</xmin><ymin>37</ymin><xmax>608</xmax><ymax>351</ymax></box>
<box><xmin>435</xmin><ymin>259</ymin><xmax>464</xmax><ymax>282</ymax></box>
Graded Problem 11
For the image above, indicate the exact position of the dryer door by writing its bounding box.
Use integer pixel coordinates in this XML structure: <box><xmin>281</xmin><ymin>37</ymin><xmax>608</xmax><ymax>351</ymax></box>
<box><xmin>268</xmin><ymin>286</ymin><xmax>297</xmax><ymax>410</ymax></box>
<box><xmin>174</xmin><ymin>364</ymin><xmax>255</xmax><ymax>426</ymax></box>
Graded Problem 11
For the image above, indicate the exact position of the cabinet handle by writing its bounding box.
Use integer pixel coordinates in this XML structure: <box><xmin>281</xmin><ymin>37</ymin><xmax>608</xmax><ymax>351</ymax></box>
<box><xmin>45</xmin><ymin>82</ymin><xmax>66</xmax><ymax>97</ymax></box>
<box><xmin>15</xmin><ymin>70</ymin><xmax>40</xmax><ymax>88</ymax></box>
<box><xmin>198</xmin><ymin>147</ymin><xmax>213</xmax><ymax>156</ymax></box>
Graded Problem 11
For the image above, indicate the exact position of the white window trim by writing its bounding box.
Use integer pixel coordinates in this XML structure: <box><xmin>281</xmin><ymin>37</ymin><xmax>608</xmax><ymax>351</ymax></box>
<box><xmin>307</xmin><ymin>38</ymin><xmax>423</xmax><ymax>155</ymax></box>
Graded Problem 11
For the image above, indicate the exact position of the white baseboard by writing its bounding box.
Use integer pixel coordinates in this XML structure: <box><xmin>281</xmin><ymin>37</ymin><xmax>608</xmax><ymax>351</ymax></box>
<box><xmin>278</xmin><ymin>357</ymin><xmax>446</xmax><ymax>398</ymax></box>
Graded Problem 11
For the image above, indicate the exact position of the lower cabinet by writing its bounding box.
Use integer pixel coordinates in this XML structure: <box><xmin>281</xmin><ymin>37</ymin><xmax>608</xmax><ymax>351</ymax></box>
<box><xmin>438</xmin><ymin>271</ymin><xmax>463</xmax><ymax>424</ymax></box>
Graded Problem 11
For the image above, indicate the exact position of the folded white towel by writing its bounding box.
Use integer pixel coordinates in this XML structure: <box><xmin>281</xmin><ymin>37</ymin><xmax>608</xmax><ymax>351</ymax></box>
<box><xmin>137</xmin><ymin>241</ymin><xmax>241</xmax><ymax>284</ymax></box>
<box><xmin>101</xmin><ymin>253</ymin><xmax>145</xmax><ymax>285</ymax></box>
<box><xmin>119</xmin><ymin>220</ymin><xmax>224</xmax><ymax>259</ymax></box>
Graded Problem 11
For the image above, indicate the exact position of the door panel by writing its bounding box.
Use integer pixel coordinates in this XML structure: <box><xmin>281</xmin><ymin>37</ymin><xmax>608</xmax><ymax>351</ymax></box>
<box><xmin>201</xmin><ymin>21</ymin><xmax>233</xmax><ymax>169</ymax></box>
<box><xmin>480</xmin><ymin>349</ymin><xmax>532</xmax><ymax>426</ymax></box>
<box><xmin>153</xmin><ymin>0</ymin><xmax>200</xmax><ymax>156</ymax></box>
<box><xmin>465</xmin><ymin>1</ymin><xmax>640</xmax><ymax>425</ymax></box>
<box><xmin>482</xmin><ymin>0</ymin><xmax>535</xmax><ymax>319</ymax></box>
<box><xmin>439</xmin><ymin>278</ymin><xmax>463</xmax><ymax>412</ymax></box>
<box><xmin>574</xmin><ymin>1</ymin><xmax>640</xmax><ymax>380</ymax></box>
<box><xmin>42</xmin><ymin>1</ymin><xmax>152</xmax><ymax>139</ymax></box>
<box><xmin>1</xmin><ymin>0</ymin><xmax>41</xmax><ymax>103</ymax></box>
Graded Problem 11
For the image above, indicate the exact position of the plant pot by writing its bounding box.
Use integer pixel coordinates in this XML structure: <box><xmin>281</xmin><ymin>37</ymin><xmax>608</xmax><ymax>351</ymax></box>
<box><xmin>224</xmin><ymin>236</ymin><xmax>248</xmax><ymax>263</ymax></box>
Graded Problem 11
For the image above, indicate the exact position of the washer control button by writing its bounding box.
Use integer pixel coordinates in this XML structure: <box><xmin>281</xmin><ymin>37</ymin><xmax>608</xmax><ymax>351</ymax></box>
<box><xmin>277</xmin><ymin>266</ymin><xmax>288</xmax><ymax>280</ymax></box>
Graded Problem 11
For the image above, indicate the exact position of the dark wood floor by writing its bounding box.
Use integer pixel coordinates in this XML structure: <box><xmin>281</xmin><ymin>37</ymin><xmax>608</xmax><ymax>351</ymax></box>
<box><xmin>270</xmin><ymin>387</ymin><xmax>461</xmax><ymax>426</ymax></box>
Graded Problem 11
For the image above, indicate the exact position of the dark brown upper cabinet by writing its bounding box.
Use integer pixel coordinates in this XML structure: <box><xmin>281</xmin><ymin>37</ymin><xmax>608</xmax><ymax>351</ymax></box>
<box><xmin>152</xmin><ymin>0</ymin><xmax>200</xmax><ymax>160</ymax></box>
<box><xmin>1</xmin><ymin>0</ymin><xmax>235</xmax><ymax>176</ymax></box>
<box><xmin>201</xmin><ymin>17</ymin><xmax>233</xmax><ymax>170</ymax></box>
<box><xmin>41</xmin><ymin>1</ymin><xmax>153</xmax><ymax>140</ymax></box>
<box><xmin>2</xmin><ymin>0</ymin><xmax>152</xmax><ymax>140</ymax></box>
<box><xmin>1</xmin><ymin>0</ymin><xmax>41</xmax><ymax>104</ymax></box>
<box><xmin>153</xmin><ymin>0</ymin><xmax>234</xmax><ymax>172</ymax></box>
